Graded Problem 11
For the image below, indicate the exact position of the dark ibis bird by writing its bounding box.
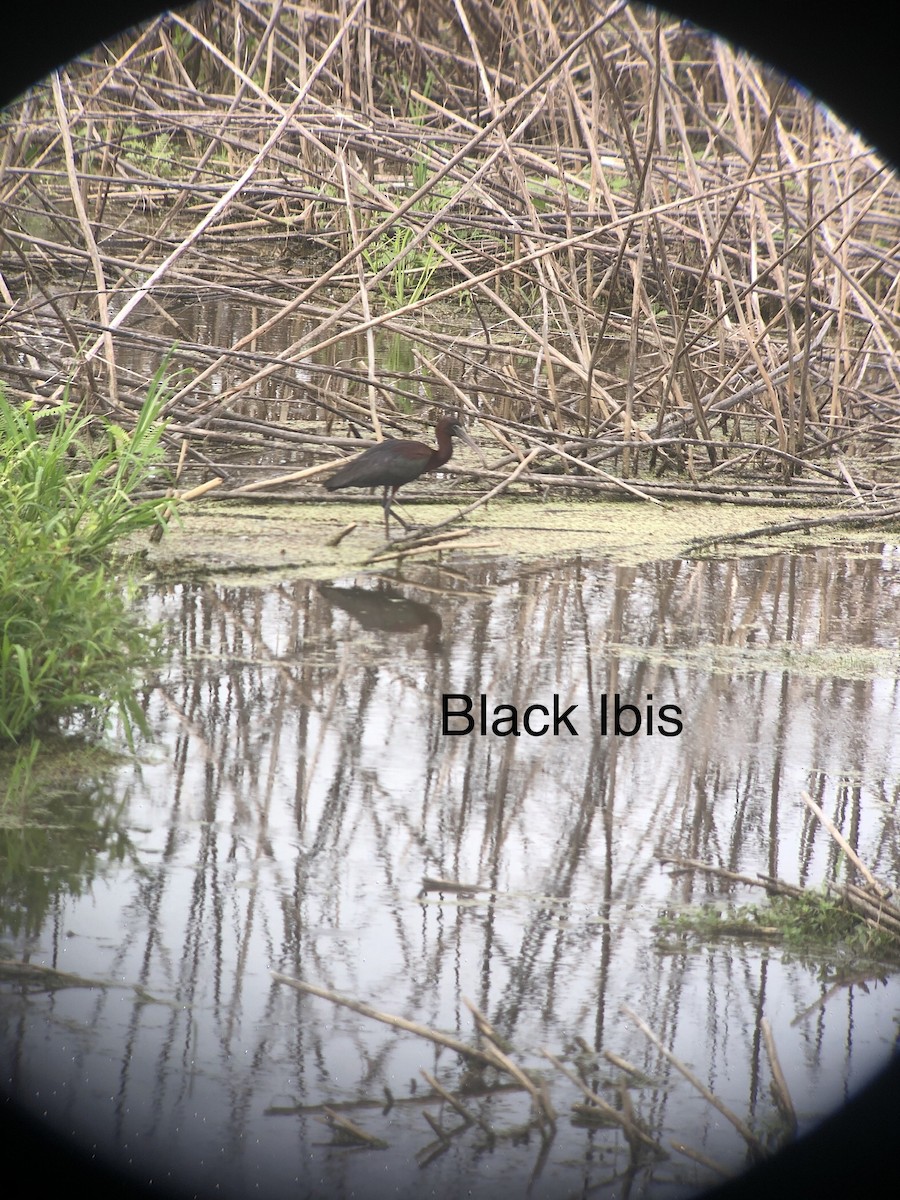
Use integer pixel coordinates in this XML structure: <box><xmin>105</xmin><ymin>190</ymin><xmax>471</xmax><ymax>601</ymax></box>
<box><xmin>324</xmin><ymin>416</ymin><xmax>477</xmax><ymax>537</ymax></box>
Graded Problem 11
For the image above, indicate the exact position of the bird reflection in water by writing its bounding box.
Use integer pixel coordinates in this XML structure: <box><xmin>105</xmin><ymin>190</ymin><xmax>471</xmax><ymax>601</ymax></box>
<box><xmin>318</xmin><ymin>583</ymin><xmax>443</xmax><ymax>653</ymax></box>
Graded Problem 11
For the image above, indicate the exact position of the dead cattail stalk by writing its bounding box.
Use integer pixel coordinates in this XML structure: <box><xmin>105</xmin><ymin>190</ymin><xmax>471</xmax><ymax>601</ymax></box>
<box><xmin>670</xmin><ymin>1140</ymin><xmax>731</xmax><ymax>1178</ymax></box>
<box><xmin>233</xmin><ymin>461</ymin><xmax>338</xmax><ymax>494</ymax></box>
<box><xmin>420</xmin><ymin>1069</ymin><xmax>486</xmax><ymax>1131</ymax></box>
<box><xmin>824</xmin><ymin>882</ymin><xmax>900</xmax><ymax>937</ymax></box>
<box><xmin>621</xmin><ymin>1004</ymin><xmax>766</xmax><ymax>1161</ymax></box>
<box><xmin>320</xmin><ymin>1106</ymin><xmax>388</xmax><ymax>1148</ymax></box>
<box><xmin>50</xmin><ymin>71</ymin><xmax>118</xmax><ymax>408</ymax></box>
<box><xmin>271</xmin><ymin>973</ymin><xmax>496</xmax><ymax>1067</ymax></box>
<box><xmin>542</xmin><ymin>1046</ymin><xmax>665</xmax><ymax>1159</ymax></box>
<box><xmin>657</xmin><ymin>855</ymin><xmax>806</xmax><ymax>899</ymax></box>
<box><xmin>325</xmin><ymin>522</ymin><xmax>358</xmax><ymax>548</ymax></box>
<box><xmin>760</xmin><ymin>1017</ymin><xmax>797</xmax><ymax>1136</ymax></box>
<box><xmin>800</xmin><ymin>790</ymin><xmax>893</xmax><ymax>898</ymax></box>
<box><xmin>464</xmin><ymin>998</ymin><xmax>556</xmax><ymax>1130</ymax></box>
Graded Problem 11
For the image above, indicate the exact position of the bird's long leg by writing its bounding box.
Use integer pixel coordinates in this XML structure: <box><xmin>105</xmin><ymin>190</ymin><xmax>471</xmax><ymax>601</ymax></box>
<box><xmin>383</xmin><ymin>487</ymin><xmax>412</xmax><ymax>538</ymax></box>
<box><xmin>382</xmin><ymin>488</ymin><xmax>392</xmax><ymax>538</ymax></box>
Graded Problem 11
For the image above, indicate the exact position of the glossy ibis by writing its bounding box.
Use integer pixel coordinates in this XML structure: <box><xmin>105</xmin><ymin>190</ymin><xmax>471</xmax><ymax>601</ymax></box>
<box><xmin>324</xmin><ymin>417</ymin><xmax>477</xmax><ymax>537</ymax></box>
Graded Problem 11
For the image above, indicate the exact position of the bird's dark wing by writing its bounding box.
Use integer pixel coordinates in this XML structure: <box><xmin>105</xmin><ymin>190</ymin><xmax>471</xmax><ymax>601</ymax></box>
<box><xmin>324</xmin><ymin>439</ymin><xmax>432</xmax><ymax>490</ymax></box>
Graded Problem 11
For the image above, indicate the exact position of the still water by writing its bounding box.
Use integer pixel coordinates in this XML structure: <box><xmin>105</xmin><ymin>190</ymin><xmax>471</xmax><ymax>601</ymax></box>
<box><xmin>2</xmin><ymin>546</ymin><xmax>899</xmax><ymax>1198</ymax></box>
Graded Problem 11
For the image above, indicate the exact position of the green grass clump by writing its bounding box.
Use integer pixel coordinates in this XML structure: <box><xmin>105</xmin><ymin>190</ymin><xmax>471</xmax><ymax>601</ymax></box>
<box><xmin>364</xmin><ymin>217</ymin><xmax>443</xmax><ymax>309</ymax></box>
<box><xmin>362</xmin><ymin>97</ymin><xmax>462</xmax><ymax>310</ymax></box>
<box><xmin>657</xmin><ymin>891</ymin><xmax>898</xmax><ymax>961</ymax></box>
<box><xmin>0</xmin><ymin>375</ymin><xmax>172</xmax><ymax>744</ymax></box>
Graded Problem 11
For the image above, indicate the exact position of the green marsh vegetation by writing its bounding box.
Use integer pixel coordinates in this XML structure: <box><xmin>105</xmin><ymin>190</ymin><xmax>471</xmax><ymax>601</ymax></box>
<box><xmin>657</xmin><ymin>893</ymin><xmax>898</xmax><ymax>963</ymax></box>
<box><xmin>0</xmin><ymin>374</ymin><xmax>173</xmax><ymax>749</ymax></box>
<box><xmin>360</xmin><ymin>77</ymin><xmax>461</xmax><ymax>309</ymax></box>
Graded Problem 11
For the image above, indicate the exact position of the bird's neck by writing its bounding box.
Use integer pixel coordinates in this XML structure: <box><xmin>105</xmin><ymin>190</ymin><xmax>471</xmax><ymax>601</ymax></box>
<box><xmin>431</xmin><ymin>426</ymin><xmax>454</xmax><ymax>469</ymax></box>
<box><xmin>431</xmin><ymin>442</ymin><xmax>453</xmax><ymax>470</ymax></box>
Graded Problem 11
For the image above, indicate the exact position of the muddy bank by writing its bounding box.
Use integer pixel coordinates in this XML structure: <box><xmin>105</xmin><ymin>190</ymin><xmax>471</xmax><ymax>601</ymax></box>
<box><xmin>141</xmin><ymin>496</ymin><xmax>900</xmax><ymax>580</ymax></box>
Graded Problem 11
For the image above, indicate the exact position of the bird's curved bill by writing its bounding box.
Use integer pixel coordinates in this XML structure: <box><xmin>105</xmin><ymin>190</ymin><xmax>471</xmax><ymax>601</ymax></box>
<box><xmin>457</xmin><ymin>424</ymin><xmax>485</xmax><ymax>463</ymax></box>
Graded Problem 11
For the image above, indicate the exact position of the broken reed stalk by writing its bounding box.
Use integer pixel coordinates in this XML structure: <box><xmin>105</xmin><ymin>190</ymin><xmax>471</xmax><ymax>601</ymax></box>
<box><xmin>149</xmin><ymin>476</ymin><xmax>224</xmax><ymax>542</ymax></box>
<box><xmin>419</xmin><ymin>1069</ymin><xmax>487</xmax><ymax>1132</ymax></box>
<box><xmin>272</xmin><ymin>976</ymin><xmax>556</xmax><ymax>1136</ymax></box>
<box><xmin>657</xmin><ymin>855</ymin><xmax>806</xmax><ymax>899</ymax></box>
<box><xmin>364</xmin><ymin>529</ymin><xmax>482</xmax><ymax>565</ymax></box>
<box><xmin>175</xmin><ymin>477</ymin><xmax>224</xmax><ymax>503</ymax></box>
<box><xmin>621</xmin><ymin>1004</ymin><xmax>767</xmax><ymax>1161</ymax></box>
<box><xmin>463</xmin><ymin>997</ymin><xmax>556</xmax><ymax>1130</ymax></box>
<box><xmin>824</xmin><ymin>882</ymin><xmax>900</xmax><ymax>938</ymax></box>
<box><xmin>320</xmin><ymin>1105</ymin><xmax>388</xmax><ymax>1149</ymax></box>
<box><xmin>602</xmin><ymin>1049</ymin><xmax>649</xmax><ymax>1080</ymax></box>
<box><xmin>687</xmin><ymin>504</ymin><xmax>900</xmax><ymax>554</ymax></box>
<box><xmin>270</xmin><ymin>973</ymin><xmax>496</xmax><ymax>1068</ymax></box>
<box><xmin>421</xmin><ymin>1109</ymin><xmax>451</xmax><ymax>1144</ymax></box>
<box><xmin>670</xmin><ymin>1141</ymin><xmax>731</xmax><ymax>1179</ymax></box>
<box><xmin>50</xmin><ymin>71</ymin><xmax>119</xmax><ymax>408</ymax></box>
<box><xmin>338</xmin><ymin>152</ymin><xmax>382</xmax><ymax>443</ymax></box>
<box><xmin>541</xmin><ymin>1047</ymin><xmax>666</xmax><ymax>1159</ymax></box>
<box><xmin>799</xmin><ymin>790</ymin><xmax>894</xmax><ymax>899</ymax></box>
<box><xmin>326</xmin><ymin>522</ymin><xmax>358</xmax><ymax>548</ymax></box>
<box><xmin>515</xmin><ymin>431</ymin><xmax>666</xmax><ymax>505</ymax></box>
<box><xmin>232</xmin><ymin>460</ymin><xmax>337</xmax><ymax>493</ymax></box>
<box><xmin>760</xmin><ymin>1018</ymin><xmax>798</xmax><ymax>1136</ymax></box>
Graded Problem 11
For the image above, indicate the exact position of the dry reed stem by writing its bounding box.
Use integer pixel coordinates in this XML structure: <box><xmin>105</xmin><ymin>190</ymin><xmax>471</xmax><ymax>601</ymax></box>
<box><xmin>320</xmin><ymin>1105</ymin><xmax>388</xmax><ymax>1148</ymax></box>
<box><xmin>602</xmin><ymin>1049</ymin><xmax>647</xmax><ymax>1079</ymax></box>
<box><xmin>686</xmin><ymin>502</ymin><xmax>900</xmax><ymax>554</ymax></box>
<box><xmin>339</xmin><ymin>152</ymin><xmax>382</xmax><ymax>442</ymax></box>
<box><xmin>760</xmin><ymin>1017</ymin><xmax>797</xmax><ymax>1136</ymax></box>
<box><xmin>419</xmin><ymin>1069</ymin><xmax>479</xmax><ymax>1129</ymax></box>
<box><xmin>463</xmin><ymin>997</ymin><xmax>555</xmax><ymax>1130</ymax></box>
<box><xmin>365</xmin><ymin>534</ymin><xmax>500</xmax><ymax>566</ymax></box>
<box><xmin>150</xmin><ymin>475</ymin><xmax>224</xmax><ymax>540</ymax></box>
<box><xmin>621</xmin><ymin>1004</ymin><xmax>766</xmax><ymax>1160</ymax></box>
<box><xmin>669</xmin><ymin>1141</ymin><xmax>730</xmax><ymax>1178</ymax></box>
<box><xmin>658</xmin><ymin>855</ymin><xmax>806</xmax><ymax>900</ymax></box>
<box><xmin>270</xmin><ymin>972</ymin><xmax>496</xmax><ymax>1067</ymax></box>
<box><xmin>325</xmin><ymin>521</ymin><xmax>358</xmax><ymax>547</ymax></box>
<box><xmin>176</xmin><ymin>477</ymin><xmax>224</xmax><ymax>502</ymax></box>
<box><xmin>2</xmin><ymin>1</ymin><xmax>898</xmax><ymax>498</ymax></box>
<box><xmin>421</xmin><ymin>1109</ymin><xmax>451</xmax><ymax>1144</ymax></box>
<box><xmin>541</xmin><ymin>1046</ymin><xmax>665</xmax><ymax>1158</ymax></box>
<box><xmin>824</xmin><ymin>882</ymin><xmax>900</xmax><ymax>937</ymax></box>
<box><xmin>232</xmin><ymin>461</ymin><xmax>337</xmax><ymax>493</ymax></box>
<box><xmin>800</xmin><ymin>791</ymin><xmax>893</xmax><ymax>898</ymax></box>
<box><xmin>50</xmin><ymin>72</ymin><xmax>119</xmax><ymax>408</ymax></box>
<box><xmin>517</xmin><ymin>431</ymin><xmax>666</xmax><ymax>504</ymax></box>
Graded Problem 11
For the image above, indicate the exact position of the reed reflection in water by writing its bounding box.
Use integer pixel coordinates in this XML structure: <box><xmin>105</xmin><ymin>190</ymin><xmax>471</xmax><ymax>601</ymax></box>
<box><xmin>2</xmin><ymin>547</ymin><xmax>899</xmax><ymax>1199</ymax></box>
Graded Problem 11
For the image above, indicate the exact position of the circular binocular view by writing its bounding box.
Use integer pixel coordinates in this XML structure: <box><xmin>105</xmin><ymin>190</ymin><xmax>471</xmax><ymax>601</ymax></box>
<box><xmin>1</xmin><ymin>4</ymin><xmax>898</xmax><ymax>1198</ymax></box>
